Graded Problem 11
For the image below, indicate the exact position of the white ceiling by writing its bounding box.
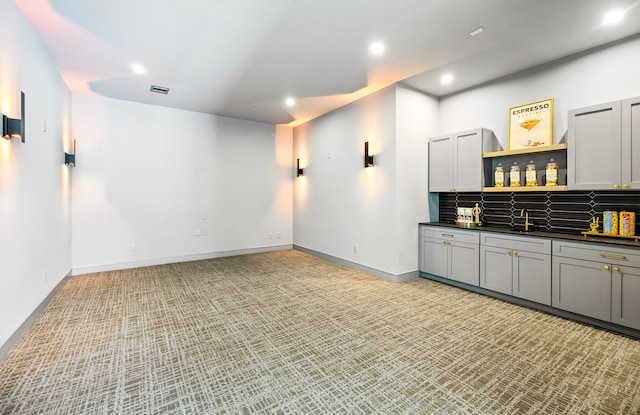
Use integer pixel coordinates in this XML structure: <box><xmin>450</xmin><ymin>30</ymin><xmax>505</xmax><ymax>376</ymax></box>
<box><xmin>15</xmin><ymin>0</ymin><xmax>640</xmax><ymax>127</ymax></box>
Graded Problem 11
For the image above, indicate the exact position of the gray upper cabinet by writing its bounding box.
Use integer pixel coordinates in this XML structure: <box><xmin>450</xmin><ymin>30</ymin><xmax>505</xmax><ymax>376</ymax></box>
<box><xmin>621</xmin><ymin>96</ymin><xmax>640</xmax><ymax>189</ymax></box>
<box><xmin>568</xmin><ymin>96</ymin><xmax>640</xmax><ymax>190</ymax></box>
<box><xmin>428</xmin><ymin>135</ymin><xmax>455</xmax><ymax>192</ymax></box>
<box><xmin>428</xmin><ymin>128</ymin><xmax>498</xmax><ymax>192</ymax></box>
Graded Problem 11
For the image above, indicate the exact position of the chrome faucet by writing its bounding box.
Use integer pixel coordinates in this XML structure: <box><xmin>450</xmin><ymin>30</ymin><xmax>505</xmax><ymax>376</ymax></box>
<box><xmin>520</xmin><ymin>208</ymin><xmax>534</xmax><ymax>232</ymax></box>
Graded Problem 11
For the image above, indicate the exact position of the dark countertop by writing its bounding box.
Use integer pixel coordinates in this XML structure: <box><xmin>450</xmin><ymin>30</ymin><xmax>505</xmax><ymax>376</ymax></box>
<box><xmin>419</xmin><ymin>222</ymin><xmax>640</xmax><ymax>249</ymax></box>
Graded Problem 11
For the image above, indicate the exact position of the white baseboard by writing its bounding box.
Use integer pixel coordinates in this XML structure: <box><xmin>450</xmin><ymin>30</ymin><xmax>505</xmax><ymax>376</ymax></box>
<box><xmin>72</xmin><ymin>245</ymin><xmax>293</xmax><ymax>276</ymax></box>
<box><xmin>0</xmin><ymin>270</ymin><xmax>73</xmax><ymax>362</ymax></box>
<box><xmin>293</xmin><ymin>245</ymin><xmax>418</xmax><ymax>283</ymax></box>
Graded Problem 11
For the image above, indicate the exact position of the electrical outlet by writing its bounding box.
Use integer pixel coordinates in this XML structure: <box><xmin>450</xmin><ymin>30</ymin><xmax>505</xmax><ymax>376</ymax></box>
<box><xmin>130</xmin><ymin>243</ymin><xmax>136</xmax><ymax>253</ymax></box>
<box><xmin>353</xmin><ymin>245</ymin><xmax>358</xmax><ymax>253</ymax></box>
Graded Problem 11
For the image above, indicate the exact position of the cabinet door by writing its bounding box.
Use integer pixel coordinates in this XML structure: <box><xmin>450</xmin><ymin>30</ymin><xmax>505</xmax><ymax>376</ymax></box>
<box><xmin>449</xmin><ymin>242</ymin><xmax>479</xmax><ymax>286</ymax></box>
<box><xmin>428</xmin><ymin>135</ymin><xmax>453</xmax><ymax>192</ymax></box>
<box><xmin>454</xmin><ymin>130</ymin><xmax>483</xmax><ymax>192</ymax></box>
<box><xmin>421</xmin><ymin>238</ymin><xmax>448</xmax><ymax>277</ymax></box>
<box><xmin>612</xmin><ymin>265</ymin><xmax>640</xmax><ymax>330</ymax></box>
<box><xmin>552</xmin><ymin>256</ymin><xmax>611</xmax><ymax>322</ymax></box>
<box><xmin>621</xmin><ymin>96</ymin><xmax>640</xmax><ymax>189</ymax></box>
<box><xmin>567</xmin><ymin>101</ymin><xmax>621</xmax><ymax>190</ymax></box>
<box><xmin>513</xmin><ymin>251</ymin><xmax>551</xmax><ymax>305</ymax></box>
<box><xmin>480</xmin><ymin>245</ymin><xmax>512</xmax><ymax>295</ymax></box>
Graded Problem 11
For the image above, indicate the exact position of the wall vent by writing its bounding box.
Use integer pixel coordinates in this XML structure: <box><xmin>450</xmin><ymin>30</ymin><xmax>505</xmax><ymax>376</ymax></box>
<box><xmin>150</xmin><ymin>85</ymin><xmax>170</xmax><ymax>94</ymax></box>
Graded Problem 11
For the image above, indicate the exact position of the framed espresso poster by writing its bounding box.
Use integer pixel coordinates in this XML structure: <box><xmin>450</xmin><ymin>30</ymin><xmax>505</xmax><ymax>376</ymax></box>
<box><xmin>508</xmin><ymin>98</ymin><xmax>553</xmax><ymax>150</ymax></box>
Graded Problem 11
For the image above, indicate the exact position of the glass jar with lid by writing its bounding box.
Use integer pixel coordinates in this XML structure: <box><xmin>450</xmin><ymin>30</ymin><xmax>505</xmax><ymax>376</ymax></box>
<box><xmin>509</xmin><ymin>162</ymin><xmax>521</xmax><ymax>187</ymax></box>
<box><xmin>494</xmin><ymin>163</ymin><xmax>505</xmax><ymax>187</ymax></box>
<box><xmin>545</xmin><ymin>158</ymin><xmax>558</xmax><ymax>186</ymax></box>
<box><xmin>525</xmin><ymin>160</ymin><xmax>537</xmax><ymax>186</ymax></box>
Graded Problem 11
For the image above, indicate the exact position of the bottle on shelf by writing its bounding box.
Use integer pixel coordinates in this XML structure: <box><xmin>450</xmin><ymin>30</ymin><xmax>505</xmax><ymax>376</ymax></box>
<box><xmin>494</xmin><ymin>163</ymin><xmax>505</xmax><ymax>187</ymax></box>
<box><xmin>526</xmin><ymin>160</ymin><xmax>537</xmax><ymax>187</ymax></box>
<box><xmin>510</xmin><ymin>162</ymin><xmax>521</xmax><ymax>187</ymax></box>
<box><xmin>545</xmin><ymin>158</ymin><xmax>558</xmax><ymax>186</ymax></box>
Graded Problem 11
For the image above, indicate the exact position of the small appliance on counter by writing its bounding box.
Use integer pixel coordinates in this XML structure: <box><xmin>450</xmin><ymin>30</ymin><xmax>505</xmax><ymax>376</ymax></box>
<box><xmin>456</xmin><ymin>203</ymin><xmax>483</xmax><ymax>228</ymax></box>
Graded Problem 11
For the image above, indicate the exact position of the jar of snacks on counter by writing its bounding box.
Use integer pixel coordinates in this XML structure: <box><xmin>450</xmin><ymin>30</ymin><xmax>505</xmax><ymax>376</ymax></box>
<box><xmin>619</xmin><ymin>212</ymin><xmax>636</xmax><ymax>236</ymax></box>
<box><xmin>526</xmin><ymin>160</ymin><xmax>537</xmax><ymax>187</ymax></box>
<box><xmin>545</xmin><ymin>159</ymin><xmax>558</xmax><ymax>186</ymax></box>
<box><xmin>510</xmin><ymin>162</ymin><xmax>521</xmax><ymax>187</ymax></box>
<box><xmin>603</xmin><ymin>211</ymin><xmax>619</xmax><ymax>235</ymax></box>
<box><xmin>494</xmin><ymin>163</ymin><xmax>505</xmax><ymax>187</ymax></box>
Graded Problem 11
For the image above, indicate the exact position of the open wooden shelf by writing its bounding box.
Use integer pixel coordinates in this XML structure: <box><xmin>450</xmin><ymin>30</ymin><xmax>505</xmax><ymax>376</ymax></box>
<box><xmin>483</xmin><ymin>185</ymin><xmax>568</xmax><ymax>192</ymax></box>
<box><xmin>483</xmin><ymin>143</ymin><xmax>567</xmax><ymax>158</ymax></box>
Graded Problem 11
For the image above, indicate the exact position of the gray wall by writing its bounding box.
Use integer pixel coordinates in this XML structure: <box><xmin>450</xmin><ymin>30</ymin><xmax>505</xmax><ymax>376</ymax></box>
<box><xmin>71</xmin><ymin>94</ymin><xmax>293</xmax><ymax>274</ymax></box>
<box><xmin>0</xmin><ymin>1</ymin><xmax>72</xmax><ymax>347</ymax></box>
<box><xmin>293</xmin><ymin>85</ymin><xmax>438</xmax><ymax>277</ymax></box>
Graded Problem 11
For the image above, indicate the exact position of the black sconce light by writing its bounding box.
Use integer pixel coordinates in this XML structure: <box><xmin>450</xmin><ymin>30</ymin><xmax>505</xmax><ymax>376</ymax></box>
<box><xmin>65</xmin><ymin>139</ymin><xmax>76</xmax><ymax>167</ymax></box>
<box><xmin>2</xmin><ymin>91</ymin><xmax>25</xmax><ymax>142</ymax></box>
<box><xmin>364</xmin><ymin>141</ymin><xmax>374</xmax><ymax>167</ymax></box>
<box><xmin>296</xmin><ymin>158</ymin><xmax>304</xmax><ymax>177</ymax></box>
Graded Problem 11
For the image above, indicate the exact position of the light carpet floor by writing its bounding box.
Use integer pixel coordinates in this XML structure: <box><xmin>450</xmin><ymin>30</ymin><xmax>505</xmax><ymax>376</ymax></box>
<box><xmin>1</xmin><ymin>250</ymin><xmax>639</xmax><ymax>414</ymax></box>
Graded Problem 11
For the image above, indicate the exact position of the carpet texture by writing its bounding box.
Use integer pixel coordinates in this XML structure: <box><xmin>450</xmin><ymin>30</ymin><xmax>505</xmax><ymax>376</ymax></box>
<box><xmin>1</xmin><ymin>250</ymin><xmax>639</xmax><ymax>414</ymax></box>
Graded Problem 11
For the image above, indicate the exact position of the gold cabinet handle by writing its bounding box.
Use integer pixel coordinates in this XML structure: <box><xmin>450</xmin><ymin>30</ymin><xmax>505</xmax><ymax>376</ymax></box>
<box><xmin>623</xmin><ymin>184</ymin><xmax>630</xmax><ymax>189</ymax></box>
<box><xmin>441</xmin><ymin>234</ymin><xmax>454</xmax><ymax>238</ymax></box>
<box><xmin>604</xmin><ymin>265</ymin><xmax>610</xmax><ymax>270</ymax></box>
<box><xmin>600</xmin><ymin>253</ymin><xmax>627</xmax><ymax>260</ymax></box>
<box><xmin>614</xmin><ymin>184</ymin><xmax>620</xmax><ymax>189</ymax></box>
<box><xmin>513</xmin><ymin>251</ymin><xmax>518</xmax><ymax>256</ymax></box>
<box><xmin>613</xmin><ymin>266</ymin><xmax>620</xmax><ymax>272</ymax></box>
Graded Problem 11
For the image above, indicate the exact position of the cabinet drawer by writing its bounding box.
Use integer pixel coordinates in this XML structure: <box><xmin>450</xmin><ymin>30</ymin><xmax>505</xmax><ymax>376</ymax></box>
<box><xmin>421</xmin><ymin>227</ymin><xmax>479</xmax><ymax>244</ymax></box>
<box><xmin>553</xmin><ymin>240</ymin><xmax>640</xmax><ymax>267</ymax></box>
<box><xmin>480</xmin><ymin>233</ymin><xmax>551</xmax><ymax>254</ymax></box>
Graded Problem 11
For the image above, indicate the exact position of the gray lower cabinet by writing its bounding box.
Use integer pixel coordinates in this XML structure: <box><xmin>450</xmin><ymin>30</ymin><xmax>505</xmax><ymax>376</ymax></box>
<box><xmin>420</xmin><ymin>226</ymin><xmax>479</xmax><ymax>286</ymax></box>
<box><xmin>553</xmin><ymin>240</ymin><xmax>640</xmax><ymax>330</ymax></box>
<box><xmin>420</xmin><ymin>226</ymin><xmax>640</xmax><ymax>333</ymax></box>
<box><xmin>551</xmin><ymin>255</ymin><xmax>612</xmax><ymax>322</ymax></box>
<box><xmin>480</xmin><ymin>233</ymin><xmax>551</xmax><ymax>305</ymax></box>
<box><xmin>612</xmin><ymin>264</ymin><xmax>640</xmax><ymax>330</ymax></box>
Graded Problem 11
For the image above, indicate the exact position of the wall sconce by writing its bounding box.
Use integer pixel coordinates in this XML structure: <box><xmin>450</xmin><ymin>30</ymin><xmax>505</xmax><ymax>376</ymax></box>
<box><xmin>364</xmin><ymin>141</ymin><xmax>374</xmax><ymax>167</ymax></box>
<box><xmin>296</xmin><ymin>158</ymin><xmax>304</xmax><ymax>177</ymax></box>
<box><xmin>2</xmin><ymin>91</ymin><xmax>25</xmax><ymax>142</ymax></box>
<box><xmin>65</xmin><ymin>139</ymin><xmax>76</xmax><ymax>167</ymax></box>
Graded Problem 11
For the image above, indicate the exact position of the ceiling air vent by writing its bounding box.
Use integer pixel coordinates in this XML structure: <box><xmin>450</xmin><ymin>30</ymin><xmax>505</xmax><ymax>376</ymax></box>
<box><xmin>150</xmin><ymin>85</ymin><xmax>170</xmax><ymax>95</ymax></box>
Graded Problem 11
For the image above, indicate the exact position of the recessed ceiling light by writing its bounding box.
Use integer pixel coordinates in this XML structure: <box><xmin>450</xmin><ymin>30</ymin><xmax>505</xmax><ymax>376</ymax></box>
<box><xmin>369</xmin><ymin>41</ymin><xmax>385</xmax><ymax>56</ymax></box>
<box><xmin>285</xmin><ymin>97</ymin><xmax>296</xmax><ymax>107</ymax></box>
<box><xmin>131</xmin><ymin>63</ymin><xmax>146</xmax><ymax>74</ymax></box>
<box><xmin>440</xmin><ymin>73</ymin><xmax>454</xmax><ymax>85</ymax></box>
<box><xmin>469</xmin><ymin>27</ymin><xmax>485</xmax><ymax>36</ymax></box>
<box><xmin>603</xmin><ymin>10</ymin><xmax>625</xmax><ymax>25</ymax></box>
